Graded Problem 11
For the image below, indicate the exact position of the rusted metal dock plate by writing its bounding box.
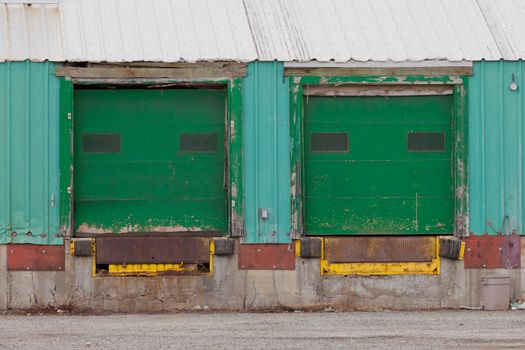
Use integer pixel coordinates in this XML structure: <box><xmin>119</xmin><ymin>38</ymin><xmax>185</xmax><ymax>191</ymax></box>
<box><xmin>324</xmin><ymin>237</ymin><xmax>436</xmax><ymax>263</ymax></box>
<box><xmin>95</xmin><ymin>236</ymin><xmax>210</xmax><ymax>265</ymax></box>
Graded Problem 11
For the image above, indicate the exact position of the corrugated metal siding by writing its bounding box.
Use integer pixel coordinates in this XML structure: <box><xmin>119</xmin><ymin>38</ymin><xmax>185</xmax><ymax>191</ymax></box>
<box><xmin>244</xmin><ymin>0</ymin><xmax>502</xmax><ymax>62</ymax></box>
<box><xmin>0</xmin><ymin>3</ymin><xmax>63</xmax><ymax>62</ymax></box>
<box><xmin>469</xmin><ymin>60</ymin><xmax>525</xmax><ymax>235</ymax></box>
<box><xmin>243</xmin><ymin>62</ymin><xmax>291</xmax><ymax>243</ymax></box>
<box><xmin>0</xmin><ymin>62</ymin><xmax>61</xmax><ymax>244</ymax></box>
<box><xmin>477</xmin><ymin>0</ymin><xmax>525</xmax><ymax>60</ymax></box>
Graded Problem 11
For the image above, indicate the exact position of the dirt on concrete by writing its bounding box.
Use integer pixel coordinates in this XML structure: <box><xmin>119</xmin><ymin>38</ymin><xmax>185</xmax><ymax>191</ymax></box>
<box><xmin>0</xmin><ymin>310</ymin><xmax>524</xmax><ymax>349</ymax></box>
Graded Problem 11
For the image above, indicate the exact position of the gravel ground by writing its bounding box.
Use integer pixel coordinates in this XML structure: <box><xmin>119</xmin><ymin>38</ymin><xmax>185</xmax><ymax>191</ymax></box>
<box><xmin>0</xmin><ymin>311</ymin><xmax>524</xmax><ymax>349</ymax></box>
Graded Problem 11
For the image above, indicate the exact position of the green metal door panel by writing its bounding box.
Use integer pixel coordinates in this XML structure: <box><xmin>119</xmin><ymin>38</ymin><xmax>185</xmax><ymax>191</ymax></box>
<box><xmin>305</xmin><ymin>123</ymin><xmax>451</xmax><ymax>161</ymax></box>
<box><xmin>0</xmin><ymin>62</ymin><xmax>61</xmax><ymax>245</ymax></box>
<box><xmin>305</xmin><ymin>94</ymin><xmax>452</xmax><ymax>124</ymax></box>
<box><xmin>304</xmin><ymin>95</ymin><xmax>453</xmax><ymax>235</ymax></box>
<box><xmin>306</xmin><ymin>197</ymin><xmax>452</xmax><ymax>234</ymax></box>
<box><xmin>469</xmin><ymin>61</ymin><xmax>525</xmax><ymax>235</ymax></box>
<box><xmin>74</xmin><ymin>88</ymin><xmax>227</xmax><ymax>234</ymax></box>
<box><xmin>76</xmin><ymin>160</ymin><xmax>224</xmax><ymax>200</ymax></box>
<box><xmin>306</xmin><ymin>160</ymin><xmax>452</xmax><ymax>197</ymax></box>
<box><xmin>242</xmin><ymin>62</ymin><xmax>291</xmax><ymax>243</ymax></box>
<box><xmin>75</xmin><ymin>199</ymin><xmax>226</xmax><ymax>233</ymax></box>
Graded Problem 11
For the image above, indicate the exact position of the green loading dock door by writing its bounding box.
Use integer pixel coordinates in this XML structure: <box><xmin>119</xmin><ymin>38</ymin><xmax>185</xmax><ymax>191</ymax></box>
<box><xmin>304</xmin><ymin>88</ymin><xmax>453</xmax><ymax>235</ymax></box>
<box><xmin>74</xmin><ymin>88</ymin><xmax>227</xmax><ymax>235</ymax></box>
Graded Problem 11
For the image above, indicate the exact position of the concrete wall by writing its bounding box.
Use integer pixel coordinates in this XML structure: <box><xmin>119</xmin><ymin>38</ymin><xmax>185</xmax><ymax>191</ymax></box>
<box><xmin>0</xmin><ymin>243</ymin><xmax>523</xmax><ymax>312</ymax></box>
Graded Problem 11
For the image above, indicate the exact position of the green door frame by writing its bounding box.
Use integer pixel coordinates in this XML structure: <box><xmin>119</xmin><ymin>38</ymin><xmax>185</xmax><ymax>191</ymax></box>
<box><xmin>289</xmin><ymin>75</ymin><xmax>468</xmax><ymax>238</ymax></box>
<box><xmin>59</xmin><ymin>76</ymin><xmax>243</xmax><ymax>238</ymax></box>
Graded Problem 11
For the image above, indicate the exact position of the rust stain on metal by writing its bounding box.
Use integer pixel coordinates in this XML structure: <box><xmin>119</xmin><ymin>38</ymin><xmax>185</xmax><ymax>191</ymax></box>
<box><xmin>324</xmin><ymin>237</ymin><xmax>436</xmax><ymax>263</ymax></box>
<box><xmin>464</xmin><ymin>233</ymin><xmax>521</xmax><ymax>269</ymax></box>
<box><xmin>7</xmin><ymin>244</ymin><xmax>65</xmax><ymax>271</ymax></box>
<box><xmin>95</xmin><ymin>236</ymin><xmax>210</xmax><ymax>265</ymax></box>
<box><xmin>238</xmin><ymin>244</ymin><xmax>295</xmax><ymax>270</ymax></box>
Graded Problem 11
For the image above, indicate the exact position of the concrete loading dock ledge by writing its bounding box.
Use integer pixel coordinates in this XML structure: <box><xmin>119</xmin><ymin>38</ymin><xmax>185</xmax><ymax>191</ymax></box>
<box><xmin>1</xmin><ymin>0</ymin><xmax>525</xmax><ymax>311</ymax></box>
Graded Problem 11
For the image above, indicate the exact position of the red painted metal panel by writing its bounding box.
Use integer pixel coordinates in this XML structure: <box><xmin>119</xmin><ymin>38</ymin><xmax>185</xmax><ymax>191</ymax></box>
<box><xmin>7</xmin><ymin>244</ymin><xmax>65</xmax><ymax>271</ymax></box>
<box><xmin>238</xmin><ymin>244</ymin><xmax>295</xmax><ymax>270</ymax></box>
<box><xmin>464</xmin><ymin>234</ymin><xmax>521</xmax><ymax>269</ymax></box>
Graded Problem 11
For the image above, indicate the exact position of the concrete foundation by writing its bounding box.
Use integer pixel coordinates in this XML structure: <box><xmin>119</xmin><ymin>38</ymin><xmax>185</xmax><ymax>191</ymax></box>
<box><xmin>0</xmin><ymin>244</ymin><xmax>523</xmax><ymax>312</ymax></box>
<box><xmin>0</xmin><ymin>245</ymin><xmax>7</xmax><ymax>309</ymax></box>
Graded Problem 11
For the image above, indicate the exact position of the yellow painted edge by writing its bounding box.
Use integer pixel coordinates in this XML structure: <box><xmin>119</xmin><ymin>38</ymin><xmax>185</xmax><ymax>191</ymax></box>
<box><xmin>435</xmin><ymin>237</ymin><xmax>440</xmax><ymax>274</ymax></box>
<box><xmin>69</xmin><ymin>240</ymin><xmax>75</xmax><ymax>256</ymax></box>
<box><xmin>320</xmin><ymin>237</ymin><xmax>440</xmax><ymax>276</ymax></box>
<box><xmin>209</xmin><ymin>239</ymin><xmax>214</xmax><ymax>275</ymax></box>
<box><xmin>458</xmin><ymin>241</ymin><xmax>466</xmax><ymax>261</ymax></box>
<box><xmin>295</xmin><ymin>239</ymin><xmax>301</xmax><ymax>257</ymax></box>
<box><xmin>91</xmin><ymin>238</ymin><xmax>96</xmax><ymax>278</ymax></box>
<box><xmin>108</xmin><ymin>263</ymin><xmax>198</xmax><ymax>276</ymax></box>
<box><xmin>321</xmin><ymin>236</ymin><xmax>325</xmax><ymax>260</ymax></box>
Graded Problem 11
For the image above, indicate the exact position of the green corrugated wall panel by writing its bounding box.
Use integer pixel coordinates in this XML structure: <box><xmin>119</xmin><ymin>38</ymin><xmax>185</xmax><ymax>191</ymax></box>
<box><xmin>469</xmin><ymin>60</ymin><xmax>525</xmax><ymax>235</ymax></box>
<box><xmin>243</xmin><ymin>61</ymin><xmax>291</xmax><ymax>243</ymax></box>
<box><xmin>0</xmin><ymin>61</ymin><xmax>61</xmax><ymax>244</ymax></box>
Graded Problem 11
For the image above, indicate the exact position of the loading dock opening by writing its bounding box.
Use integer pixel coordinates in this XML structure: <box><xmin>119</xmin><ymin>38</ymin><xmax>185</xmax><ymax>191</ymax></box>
<box><xmin>289</xmin><ymin>73</ymin><xmax>468</xmax><ymax>239</ymax></box>
<box><xmin>58</xmin><ymin>65</ymin><xmax>245</xmax><ymax>274</ymax></box>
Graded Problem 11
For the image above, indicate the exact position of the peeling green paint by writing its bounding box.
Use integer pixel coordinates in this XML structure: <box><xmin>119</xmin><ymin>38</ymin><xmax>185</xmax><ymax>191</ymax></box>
<box><xmin>296</xmin><ymin>75</ymin><xmax>463</xmax><ymax>85</ymax></box>
<box><xmin>59</xmin><ymin>77</ymin><xmax>73</xmax><ymax>238</ymax></box>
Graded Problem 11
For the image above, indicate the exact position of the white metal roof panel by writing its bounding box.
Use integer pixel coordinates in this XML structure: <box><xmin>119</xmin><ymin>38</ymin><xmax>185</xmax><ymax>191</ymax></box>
<box><xmin>0</xmin><ymin>3</ymin><xmax>63</xmax><ymax>62</ymax></box>
<box><xmin>59</xmin><ymin>0</ymin><xmax>257</xmax><ymax>62</ymax></box>
<box><xmin>477</xmin><ymin>0</ymin><xmax>525</xmax><ymax>60</ymax></box>
<box><xmin>244</xmin><ymin>0</ymin><xmax>503</xmax><ymax>62</ymax></box>
<box><xmin>0</xmin><ymin>0</ymin><xmax>257</xmax><ymax>62</ymax></box>
<box><xmin>1</xmin><ymin>0</ymin><xmax>525</xmax><ymax>63</ymax></box>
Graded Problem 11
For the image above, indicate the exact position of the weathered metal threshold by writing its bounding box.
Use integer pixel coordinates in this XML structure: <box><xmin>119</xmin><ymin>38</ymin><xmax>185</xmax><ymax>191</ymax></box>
<box><xmin>93</xmin><ymin>236</ymin><xmax>213</xmax><ymax>276</ymax></box>
<box><xmin>95</xmin><ymin>236</ymin><xmax>211</xmax><ymax>264</ymax></box>
<box><xmin>323</xmin><ymin>236</ymin><xmax>437</xmax><ymax>263</ymax></box>
<box><xmin>319</xmin><ymin>236</ymin><xmax>440</xmax><ymax>275</ymax></box>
